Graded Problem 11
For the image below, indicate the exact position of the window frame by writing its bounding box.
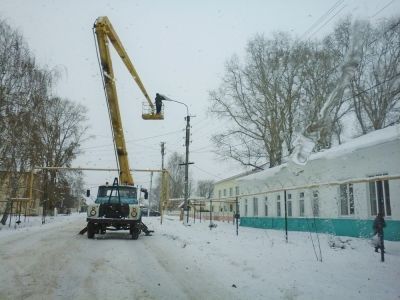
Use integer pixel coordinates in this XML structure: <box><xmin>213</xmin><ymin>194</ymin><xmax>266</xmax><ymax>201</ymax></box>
<box><xmin>299</xmin><ymin>192</ymin><xmax>305</xmax><ymax>217</ymax></box>
<box><xmin>312</xmin><ymin>190</ymin><xmax>319</xmax><ymax>217</ymax></box>
<box><xmin>369</xmin><ymin>176</ymin><xmax>391</xmax><ymax>217</ymax></box>
<box><xmin>340</xmin><ymin>183</ymin><xmax>354</xmax><ymax>216</ymax></box>
<box><xmin>253</xmin><ymin>197</ymin><xmax>258</xmax><ymax>216</ymax></box>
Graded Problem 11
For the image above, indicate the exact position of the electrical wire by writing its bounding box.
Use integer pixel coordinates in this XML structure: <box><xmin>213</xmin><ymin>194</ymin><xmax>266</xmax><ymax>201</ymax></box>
<box><xmin>307</xmin><ymin>4</ymin><xmax>347</xmax><ymax>39</ymax></box>
<box><xmin>370</xmin><ymin>0</ymin><xmax>396</xmax><ymax>19</ymax></box>
<box><xmin>301</xmin><ymin>0</ymin><xmax>344</xmax><ymax>40</ymax></box>
<box><xmin>192</xmin><ymin>165</ymin><xmax>224</xmax><ymax>180</ymax></box>
<box><xmin>80</xmin><ymin>128</ymin><xmax>186</xmax><ymax>151</ymax></box>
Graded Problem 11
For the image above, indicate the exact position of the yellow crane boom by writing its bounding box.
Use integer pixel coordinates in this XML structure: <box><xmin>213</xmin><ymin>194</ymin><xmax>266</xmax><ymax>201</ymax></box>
<box><xmin>93</xmin><ymin>16</ymin><xmax>163</xmax><ymax>185</ymax></box>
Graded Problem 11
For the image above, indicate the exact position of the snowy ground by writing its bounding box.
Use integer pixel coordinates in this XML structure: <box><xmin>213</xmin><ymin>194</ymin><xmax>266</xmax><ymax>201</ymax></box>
<box><xmin>0</xmin><ymin>214</ymin><xmax>399</xmax><ymax>300</ymax></box>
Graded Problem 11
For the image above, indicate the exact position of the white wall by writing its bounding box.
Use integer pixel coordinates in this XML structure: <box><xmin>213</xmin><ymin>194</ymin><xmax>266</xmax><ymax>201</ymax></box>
<box><xmin>238</xmin><ymin>137</ymin><xmax>400</xmax><ymax>220</ymax></box>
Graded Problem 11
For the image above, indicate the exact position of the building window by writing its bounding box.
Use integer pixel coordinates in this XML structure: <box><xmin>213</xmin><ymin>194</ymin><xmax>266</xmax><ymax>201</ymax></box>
<box><xmin>211</xmin><ymin>205</ymin><xmax>214</xmax><ymax>212</ymax></box>
<box><xmin>235</xmin><ymin>186</ymin><xmax>239</xmax><ymax>195</ymax></box>
<box><xmin>299</xmin><ymin>199</ymin><xmax>305</xmax><ymax>217</ymax></box>
<box><xmin>229</xmin><ymin>204</ymin><xmax>233</xmax><ymax>212</ymax></box>
<box><xmin>277</xmin><ymin>194</ymin><xmax>281</xmax><ymax>201</ymax></box>
<box><xmin>299</xmin><ymin>192</ymin><xmax>305</xmax><ymax>217</ymax></box>
<box><xmin>229</xmin><ymin>187</ymin><xmax>233</xmax><ymax>197</ymax></box>
<box><xmin>312</xmin><ymin>190</ymin><xmax>319</xmax><ymax>217</ymax></box>
<box><xmin>253</xmin><ymin>197</ymin><xmax>258</xmax><ymax>216</ymax></box>
<box><xmin>369</xmin><ymin>178</ymin><xmax>391</xmax><ymax>216</ymax></box>
<box><xmin>340</xmin><ymin>184</ymin><xmax>354</xmax><ymax>215</ymax></box>
<box><xmin>288</xmin><ymin>193</ymin><xmax>292</xmax><ymax>200</ymax></box>
<box><xmin>264</xmin><ymin>197</ymin><xmax>268</xmax><ymax>216</ymax></box>
<box><xmin>244</xmin><ymin>199</ymin><xmax>248</xmax><ymax>217</ymax></box>
<box><xmin>223</xmin><ymin>189</ymin><xmax>226</xmax><ymax>197</ymax></box>
<box><xmin>277</xmin><ymin>201</ymin><xmax>281</xmax><ymax>217</ymax></box>
<box><xmin>287</xmin><ymin>201</ymin><xmax>292</xmax><ymax>217</ymax></box>
<box><xmin>218</xmin><ymin>190</ymin><xmax>221</xmax><ymax>199</ymax></box>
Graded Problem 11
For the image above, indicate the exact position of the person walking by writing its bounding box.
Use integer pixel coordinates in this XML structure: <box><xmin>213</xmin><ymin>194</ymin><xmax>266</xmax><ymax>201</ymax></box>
<box><xmin>373</xmin><ymin>212</ymin><xmax>386</xmax><ymax>253</ymax></box>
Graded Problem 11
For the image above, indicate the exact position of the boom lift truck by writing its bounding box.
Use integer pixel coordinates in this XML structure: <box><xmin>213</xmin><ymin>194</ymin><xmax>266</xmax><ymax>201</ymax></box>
<box><xmin>85</xmin><ymin>16</ymin><xmax>163</xmax><ymax>239</ymax></box>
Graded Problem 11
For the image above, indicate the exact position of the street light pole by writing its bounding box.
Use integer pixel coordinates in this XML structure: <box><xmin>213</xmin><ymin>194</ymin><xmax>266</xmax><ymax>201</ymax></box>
<box><xmin>157</xmin><ymin>94</ymin><xmax>193</xmax><ymax>225</ymax></box>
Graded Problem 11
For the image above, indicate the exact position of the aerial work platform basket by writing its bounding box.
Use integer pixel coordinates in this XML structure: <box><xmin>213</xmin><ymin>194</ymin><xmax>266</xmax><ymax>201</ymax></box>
<box><xmin>142</xmin><ymin>102</ymin><xmax>164</xmax><ymax>120</ymax></box>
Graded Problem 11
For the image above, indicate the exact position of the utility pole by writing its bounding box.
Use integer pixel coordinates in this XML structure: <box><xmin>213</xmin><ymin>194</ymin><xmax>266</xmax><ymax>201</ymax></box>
<box><xmin>161</xmin><ymin>142</ymin><xmax>165</xmax><ymax>170</ymax></box>
<box><xmin>184</xmin><ymin>115</ymin><xmax>190</xmax><ymax>225</ymax></box>
<box><xmin>160</xmin><ymin>142</ymin><xmax>165</xmax><ymax>220</ymax></box>
<box><xmin>156</xmin><ymin>94</ymin><xmax>193</xmax><ymax>226</ymax></box>
<box><xmin>148</xmin><ymin>171</ymin><xmax>153</xmax><ymax>217</ymax></box>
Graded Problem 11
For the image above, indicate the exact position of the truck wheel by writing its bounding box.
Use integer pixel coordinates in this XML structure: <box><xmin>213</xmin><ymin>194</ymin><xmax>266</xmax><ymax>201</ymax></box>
<box><xmin>130</xmin><ymin>228</ymin><xmax>140</xmax><ymax>240</ymax></box>
<box><xmin>87</xmin><ymin>222</ymin><xmax>95</xmax><ymax>239</ymax></box>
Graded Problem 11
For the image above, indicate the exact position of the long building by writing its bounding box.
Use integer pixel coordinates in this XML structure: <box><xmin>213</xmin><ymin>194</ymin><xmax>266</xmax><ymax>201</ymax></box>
<box><xmin>236</xmin><ymin>125</ymin><xmax>400</xmax><ymax>241</ymax></box>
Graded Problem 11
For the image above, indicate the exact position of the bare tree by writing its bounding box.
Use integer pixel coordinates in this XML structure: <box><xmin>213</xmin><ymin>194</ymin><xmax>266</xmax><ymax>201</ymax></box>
<box><xmin>37</xmin><ymin>97</ymin><xmax>88</xmax><ymax>210</ymax></box>
<box><xmin>350</xmin><ymin>18</ymin><xmax>400</xmax><ymax>132</ymax></box>
<box><xmin>166</xmin><ymin>152</ymin><xmax>186</xmax><ymax>198</ymax></box>
<box><xmin>0</xmin><ymin>19</ymin><xmax>88</xmax><ymax>223</ymax></box>
<box><xmin>0</xmin><ymin>20</ymin><xmax>50</xmax><ymax>224</ymax></box>
<box><xmin>209</xmin><ymin>33</ymin><xmax>304</xmax><ymax>168</ymax></box>
<box><xmin>300</xmin><ymin>21</ymin><xmax>354</xmax><ymax>149</ymax></box>
<box><xmin>196</xmin><ymin>180</ymin><xmax>214</xmax><ymax>198</ymax></box>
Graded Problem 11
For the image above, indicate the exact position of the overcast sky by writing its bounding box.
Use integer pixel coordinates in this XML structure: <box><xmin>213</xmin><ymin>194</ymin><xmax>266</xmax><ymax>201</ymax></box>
<box><xmin>1</xmin><ymin>0</ymin><xmax>399</xmax><ymax>191</ymax></box>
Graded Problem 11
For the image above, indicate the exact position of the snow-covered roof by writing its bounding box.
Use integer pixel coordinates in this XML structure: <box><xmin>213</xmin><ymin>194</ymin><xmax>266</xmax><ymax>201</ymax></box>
<box><xmin>310</xmin><ymin>124</ymin><xmax>400</xmax><ymax>161</ymax></box>
<box><xmin>239</xmin><ymin>124</ymin><xmax>400</xmax><ymax>182</ymax></box>
<box><xmin>214</xmin><ymin>167</ymin><xmax>265</xmax><ymax>185</ymax></box>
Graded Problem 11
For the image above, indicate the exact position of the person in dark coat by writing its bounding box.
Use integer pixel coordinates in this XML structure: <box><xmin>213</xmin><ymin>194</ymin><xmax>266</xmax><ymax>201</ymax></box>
<box><xmin>155</xmin><ymin>93</ymin><xmax>163</xmax><ymax>114</ymax></box>
<box><xmin>373</xmin><ymin>212</ymin><xmax>386</xmax><ymax>253</ymax></box>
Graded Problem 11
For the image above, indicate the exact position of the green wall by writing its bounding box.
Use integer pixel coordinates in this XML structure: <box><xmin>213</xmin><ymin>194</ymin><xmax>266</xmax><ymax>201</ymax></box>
<box><xmin>240</xmin><ymin>217</ymin><xmax>400</xmax><ymax>241</ymax></box>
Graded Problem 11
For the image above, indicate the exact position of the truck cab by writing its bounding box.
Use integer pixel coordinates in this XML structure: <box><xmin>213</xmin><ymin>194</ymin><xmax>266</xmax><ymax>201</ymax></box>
<box><xmin>87</xmin><ymin>180</ymin><xmax>144</xmax><ymax>239</ymax></box>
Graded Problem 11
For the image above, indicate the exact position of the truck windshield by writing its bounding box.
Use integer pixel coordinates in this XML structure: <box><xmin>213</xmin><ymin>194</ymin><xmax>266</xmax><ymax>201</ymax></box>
<box><xmin>95</xmin><ymin>186</ymin><xmax>138</xmax><ymax>204</ymax></box>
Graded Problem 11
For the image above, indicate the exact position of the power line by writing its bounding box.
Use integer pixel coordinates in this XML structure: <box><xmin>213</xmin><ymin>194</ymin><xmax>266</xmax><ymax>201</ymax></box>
<box><xmin>307</xmin><ymin>4</ymin><xmax>347</xmax><ymax>39</ymax></box>
<box><xmin>301</xmin><ymin>0</ymin><xmax>344</xmax><ymax>40</ymax></box>
<box><xmin>347</xmin><ymin>72</ymin><xmax>400</xmax><ymax>101</ymax></box>
<box><xmin>192</xmin><ymin>165</ymin><xmax>224</xmax><ymax>180</ymax></box>
<box><xmin>370</xmin><ymin>0</ymin><xmax>396</xmax><ymax>19</ymax></box>
<box><xmin>80</xmin><ymin>128</ymin><xmax>185</xmax><ymax>151</ymax></box>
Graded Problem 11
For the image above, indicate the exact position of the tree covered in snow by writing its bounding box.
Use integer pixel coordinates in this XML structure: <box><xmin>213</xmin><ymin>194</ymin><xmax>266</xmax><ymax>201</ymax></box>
<box><xmin>0</xmin><ymin>19</ymin><xmax>88</xmax><ymax>223</ymax></box>
<box><xmin>209</xmin><ymin>17</ymin><xmax>400</xmax><ymax>169</ymax></box>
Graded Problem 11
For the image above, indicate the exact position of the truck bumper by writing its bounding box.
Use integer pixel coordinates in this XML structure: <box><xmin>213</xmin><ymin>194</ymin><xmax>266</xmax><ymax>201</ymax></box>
<box><xmin>87</xmin><ymin>218</ymin><xmax>139</xmax><ymax>225</ymax></box>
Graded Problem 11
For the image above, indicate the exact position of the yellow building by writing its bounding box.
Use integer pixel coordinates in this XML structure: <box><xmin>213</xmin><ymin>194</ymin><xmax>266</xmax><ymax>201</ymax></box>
<box><xmin>0</xmin><ymin>171</ymin><xmax>42</xmax><ymax>216</ymax></box>
<box><xmin>212</xmin><ymin>169</ymin><xmax>262</xmax><ymax>221</ymax></box>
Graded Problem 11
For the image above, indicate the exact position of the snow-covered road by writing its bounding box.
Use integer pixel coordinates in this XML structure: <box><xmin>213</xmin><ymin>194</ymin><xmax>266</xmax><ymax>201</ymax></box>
<box><xmin>0</xmin><ymin>215</ymin><xmax>234</xmax><ymax>300</ymax></box>
<box><xmin>0</xmin><ymin>214</ymin><xmax>399</xmax><ymax>299</ymax></box>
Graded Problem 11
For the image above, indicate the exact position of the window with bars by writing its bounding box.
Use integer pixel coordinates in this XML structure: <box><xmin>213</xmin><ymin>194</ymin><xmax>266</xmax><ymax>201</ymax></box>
<box><xmin>340</xmin><ymin>184</ymin><xmax>354</xmax><ymax>216</ymax></box>
<box><xmin>312</xmin><ymin>190</ymin><xmax>319</xmax><ymax>217</ymax></box>
<box><xmin>253</xmin><ymin>197</ymin><xmax>258</xmax><ymax>216</ymax></box>
<box><xmin>299</xmin><ymin>192</ymin><xmax>305</xmax><ymax>217</ymax></box>
<box><xmin>277</xmin><ymin>201</ymin><xmax>281</xmax><ymax>217</ymax></box>
<box><xmin>369</xmin><ymin>177</ymin><xmax>391</xmax><ymax>216</ymax></box>
<box><xmin>287</xmin><ymin>201</ymin><xmax>292</xmax><ymax>217</ymax></box>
